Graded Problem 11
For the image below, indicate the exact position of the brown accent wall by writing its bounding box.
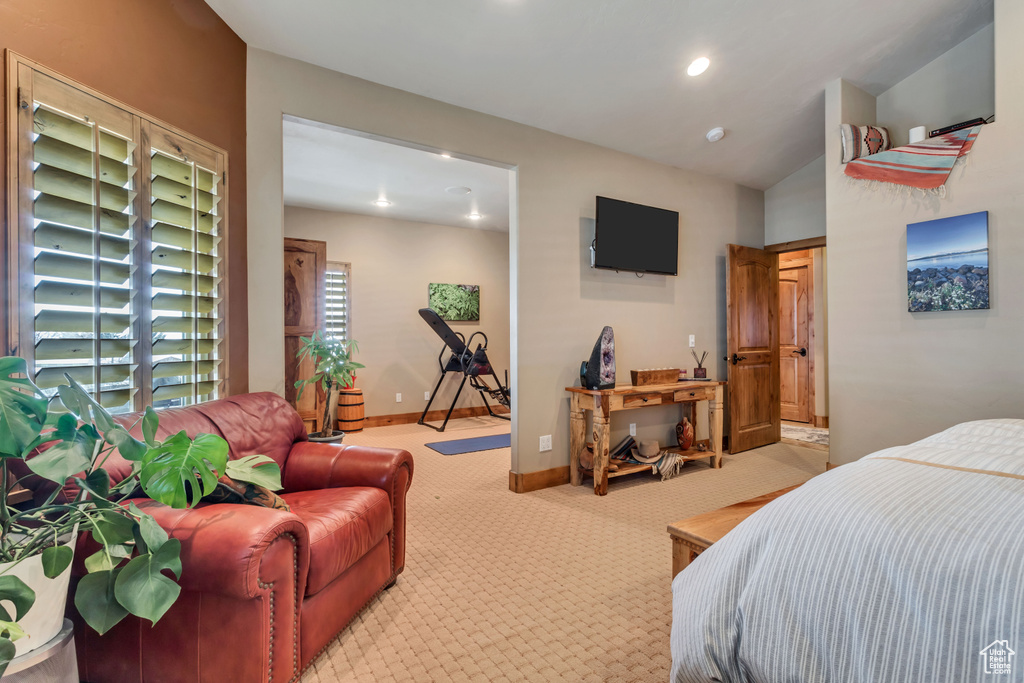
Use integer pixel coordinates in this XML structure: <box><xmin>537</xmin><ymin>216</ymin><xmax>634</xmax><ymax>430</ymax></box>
<box><xmin>0</xmin><ymin>0</ymin><xmax>249</xmax><ymax>393</ymax></box>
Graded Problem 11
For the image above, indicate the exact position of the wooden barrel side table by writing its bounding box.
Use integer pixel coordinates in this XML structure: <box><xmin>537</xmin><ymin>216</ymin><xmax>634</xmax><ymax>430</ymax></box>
<box><xmin>337</xmin><ymin>387</ymin><xmax>365</xmax><ymax>433</ymax></box>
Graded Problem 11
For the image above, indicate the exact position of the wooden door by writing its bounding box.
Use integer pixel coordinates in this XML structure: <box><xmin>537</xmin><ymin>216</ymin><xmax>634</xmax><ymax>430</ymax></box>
<box><xmin>779</xmin><ymin>253</ymin><xmax>813</xmax><ymax>423</ymax></box>
<box><xmin>284</xmin><ymin>238</ymin><xmax>327</xmax><ymax>432</ymax></box>
<box><xmin>726</xmin><ymin>244</ymin><xmax>780</xmax><ymax>453</ymax></box>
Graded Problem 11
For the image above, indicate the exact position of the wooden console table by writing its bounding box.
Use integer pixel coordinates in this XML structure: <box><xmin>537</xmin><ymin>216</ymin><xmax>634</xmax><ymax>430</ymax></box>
<box><xmin>566</xmin><ymin>381</ymin><xmax>725</xmax><ymax>495</ymax></box>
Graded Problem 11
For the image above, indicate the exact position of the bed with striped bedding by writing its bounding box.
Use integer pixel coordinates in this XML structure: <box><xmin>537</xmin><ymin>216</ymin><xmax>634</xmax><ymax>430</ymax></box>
<box><xmin>670</xmin><ymin>419</ymin><xmax>1024</xmax><ymax>683</ymax></box>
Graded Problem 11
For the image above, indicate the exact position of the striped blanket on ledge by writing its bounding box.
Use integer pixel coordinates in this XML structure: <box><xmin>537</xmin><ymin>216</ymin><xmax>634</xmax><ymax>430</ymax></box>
<box><xmin>844</xmin><ymin>125</ymin><xmax>982</xmax><ymax>190</ymax></box>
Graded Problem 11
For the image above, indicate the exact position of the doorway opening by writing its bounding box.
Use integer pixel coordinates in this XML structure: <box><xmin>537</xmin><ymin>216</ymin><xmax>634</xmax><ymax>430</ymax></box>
<box><xmin>279</xmin><ymin>115</ymin><xmax>516</xmax><ymax>460</ymax></box>
<box><xmin>775</xmin><ymin>245</ymin><xmax>828</xmax><ymax>451</ymax></box>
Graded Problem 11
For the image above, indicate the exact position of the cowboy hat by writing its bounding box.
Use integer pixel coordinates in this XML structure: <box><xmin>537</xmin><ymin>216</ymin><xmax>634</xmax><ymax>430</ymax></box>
<box><xmin>630</xmin><ymin>439</ymin><xmax>662</xmax><ymax>464</ymax></box>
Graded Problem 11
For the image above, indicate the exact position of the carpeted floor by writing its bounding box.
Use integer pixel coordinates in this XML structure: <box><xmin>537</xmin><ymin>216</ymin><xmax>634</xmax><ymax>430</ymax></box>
<box><xmin>301</xmin><ymin>417</ymin><xmax>827</xmax><ymax>682</ymax></box>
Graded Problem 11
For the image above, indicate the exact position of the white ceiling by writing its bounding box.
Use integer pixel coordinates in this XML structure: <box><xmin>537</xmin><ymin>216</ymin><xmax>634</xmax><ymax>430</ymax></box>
<box><xmin>282</xmin><ymin>117</ymin><xmax>511</xmax><ymax>231</ymax></box>
<box><xmin>210</xmin><ymin>0</ymin><xmax>993</xmax><ymax>190</ymax></box>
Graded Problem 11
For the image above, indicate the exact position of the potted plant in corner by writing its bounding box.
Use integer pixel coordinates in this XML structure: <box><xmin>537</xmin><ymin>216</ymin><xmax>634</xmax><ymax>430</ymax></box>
<box><xmin>0</xmin><ymin>357</ymin><xmax>282</xmax><ymax>675</ymax></box>
<box><xmin>294</xmin><ymin>331</ymin><xmax>364</xmax><ymax>443</ymax></box>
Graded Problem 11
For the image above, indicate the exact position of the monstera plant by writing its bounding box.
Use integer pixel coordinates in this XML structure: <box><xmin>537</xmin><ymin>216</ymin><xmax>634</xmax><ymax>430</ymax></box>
<box><xmin>0</xmin><ymin>357</ymin><xmax>280</xmax><ymax>674</ymax></box>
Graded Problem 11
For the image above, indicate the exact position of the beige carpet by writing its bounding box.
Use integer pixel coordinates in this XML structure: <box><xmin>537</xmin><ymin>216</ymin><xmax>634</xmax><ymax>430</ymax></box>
<box><xmin>301</xmin><ymin>417</ymin><xmax>827</xmax><ymax>682</ymax></box>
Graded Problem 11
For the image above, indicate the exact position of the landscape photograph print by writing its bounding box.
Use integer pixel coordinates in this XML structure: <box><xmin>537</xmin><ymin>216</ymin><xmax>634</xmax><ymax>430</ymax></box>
<box><xmin>907</xmin><ymin>211</ymin><xmax>989</xmax><ymax>312</ymax></box>
<box><xmin>429</xmin><ymin>283</ymin><xmax>481</xmax><ymax>321</ymax></box>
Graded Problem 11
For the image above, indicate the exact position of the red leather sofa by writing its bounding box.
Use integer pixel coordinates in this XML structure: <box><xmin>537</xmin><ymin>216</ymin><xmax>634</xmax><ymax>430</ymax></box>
<box><xmin>50</xmin><ymin>392</ymin><xmax>413</xmax><ymax>682</ymax></box>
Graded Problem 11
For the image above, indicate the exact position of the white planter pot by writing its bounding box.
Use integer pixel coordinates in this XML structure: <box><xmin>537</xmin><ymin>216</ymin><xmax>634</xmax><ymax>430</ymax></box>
<box><xmin>0</xmin><ymin>533</ymin><xmax>76</xmax><ymax>658</ymax></box>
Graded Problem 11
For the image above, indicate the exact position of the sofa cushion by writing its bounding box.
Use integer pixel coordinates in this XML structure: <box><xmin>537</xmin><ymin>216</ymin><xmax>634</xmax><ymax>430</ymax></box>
<box><xmin>282</xmin><ymin>487</ymin><xmax>392</xmax><ymax>596</ymax></box>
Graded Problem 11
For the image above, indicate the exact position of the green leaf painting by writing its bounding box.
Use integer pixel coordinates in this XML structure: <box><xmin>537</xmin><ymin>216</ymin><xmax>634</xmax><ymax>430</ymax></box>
<box><xmin>428</xmin><ymin>283</ymin><xmax>480</xmax><ymax>321</ymax></box>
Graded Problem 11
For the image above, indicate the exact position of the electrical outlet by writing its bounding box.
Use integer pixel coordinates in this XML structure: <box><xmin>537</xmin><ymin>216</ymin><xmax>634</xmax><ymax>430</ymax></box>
<box><xmin>689</xmin><ymin>335</ymin><xmax>696</xmax><ymax>348</ymax></box>
<box><xmin>539</xmin><ymin>435</ymin><xmax>552</xmax><ymax>452</ymax></box>
<box><xmin>424</xmin><ymin>391</ymin><xmax>430</xmax><ymax>401</ymax></box>
<box><xmin>396</xmin><ymin>393</ymin><xmax>402</xmax><ymax>403</ymax></box>
<box><xmin>629</xmin><ymin>423</ymin><xmax>636</xmax><ymax>436</ymax></box>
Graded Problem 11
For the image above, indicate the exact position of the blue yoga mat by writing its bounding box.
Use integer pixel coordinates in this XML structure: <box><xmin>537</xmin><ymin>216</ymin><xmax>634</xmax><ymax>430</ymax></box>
<box><xmin>425</xmin><ymin>433</ymin><xmax>511</xmax><ymax>455</ymax></box>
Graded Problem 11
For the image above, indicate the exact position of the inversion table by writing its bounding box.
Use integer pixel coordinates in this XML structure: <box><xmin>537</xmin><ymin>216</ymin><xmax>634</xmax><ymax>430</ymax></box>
<box><xmin>418</xmin><ymin>308</ymin><xmax>511</xmax><ymax>432</ymax></box>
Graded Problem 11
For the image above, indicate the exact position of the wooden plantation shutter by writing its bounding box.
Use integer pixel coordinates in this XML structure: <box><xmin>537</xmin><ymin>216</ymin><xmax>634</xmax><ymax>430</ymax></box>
<box><xmin>12</xmin><ymin>68</ymin><xmax>139</xmax><ymax>410</ymax></box>
<box><xmin>146</xmin><ymin>125</ymin><xmax>226</xmax><ymax>407</ymax></box>
<box><xmin>325</xmin><ymin>262</ymin><xmax>350</xmax><ymax>341</ymax></box>
<box><xmin>8</xmin><ymin>54</ymin><xmax>229</xmax><ymax>410</ymax></box>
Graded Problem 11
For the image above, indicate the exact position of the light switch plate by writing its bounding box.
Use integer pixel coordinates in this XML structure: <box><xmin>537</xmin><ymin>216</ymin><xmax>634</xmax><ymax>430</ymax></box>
<box><xmin>396</xmin><ymin>393</ymin><xmax>402</xmax><ymax>403</ymax></box>
<box><xmin>629</xmin><ymin>423</ymin><xmax>636</xmax><ymax>436</ymax></box>
<box><xmin>424</xmin><ymin>391</ymin><xmax>430</xmax><ymax>401</ymax></box>
<box><xmin>689</xmin><ymin>335</ymin><xmax>696</xmax><ymax>348</ymax></box>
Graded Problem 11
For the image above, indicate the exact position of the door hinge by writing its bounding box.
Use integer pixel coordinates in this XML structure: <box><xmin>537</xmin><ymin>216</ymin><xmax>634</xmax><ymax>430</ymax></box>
<box><xmin>222</xmin><ymin>171</ymin><xmax>227</xmax><ymax>185</ymax></box>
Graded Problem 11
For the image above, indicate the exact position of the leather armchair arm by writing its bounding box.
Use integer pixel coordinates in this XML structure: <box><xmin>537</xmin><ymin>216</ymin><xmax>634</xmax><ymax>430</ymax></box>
<box><xmin>75</xmin><ymin>500</ymin><xmax>310</xmax><ymax>601</ymax></box>
<box><xmin>283</xmin><ymin>441</ymin><xmax>413</xmax><ymax>574</ymax></box>
<box><xmin>283</xmin><ymin>441</ymin><xmax>414</xmax><ymax>494</ymax></box>
<box><xmin>71</xmin><ymin>501</ymin><xmax>310</xmax><ymax>683</ymax></box>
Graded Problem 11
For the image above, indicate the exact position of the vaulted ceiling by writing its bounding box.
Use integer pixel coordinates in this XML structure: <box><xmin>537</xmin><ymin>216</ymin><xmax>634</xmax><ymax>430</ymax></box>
<box><xmin>207</xmin><ymin>0</ymin><xmax>993</xmax><ymax>189</ymax></box>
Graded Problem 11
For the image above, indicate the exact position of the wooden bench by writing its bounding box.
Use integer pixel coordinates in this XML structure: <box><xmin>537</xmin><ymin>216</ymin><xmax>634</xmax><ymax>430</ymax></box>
<box><xmin>667</xmin><ymin>485</ymin><xmax>799</xmax><ymax>578</ymax></box>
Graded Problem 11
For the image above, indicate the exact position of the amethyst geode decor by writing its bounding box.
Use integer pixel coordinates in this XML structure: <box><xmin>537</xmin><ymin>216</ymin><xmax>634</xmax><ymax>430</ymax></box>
<box><xmin>579</xmin><ymin>326</ymin><xmax>615</xmax><ymax>390</ymax></box>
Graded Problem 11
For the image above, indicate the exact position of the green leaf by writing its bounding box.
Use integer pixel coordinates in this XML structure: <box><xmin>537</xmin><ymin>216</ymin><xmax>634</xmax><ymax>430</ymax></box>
<box><xmin>114</xmin><ymin>542</ymin><xmax>182</xmax><ymax>624</ymax></box>
<box><xmin>0</xmin><ymin>357</ymin><xmax>48</xmax><ymax>458</ymax></box>
<box><xmin>106</xmin><ymin>426</ymin><xmax>147</xmax><ymax>461</ymax></box>
<box><xmin>83</xmin><ymin>544</ymin><xmax>130</xmax><ymax>573</ymax></box>
<box><xmin>137</xmin><ymin>511</ymin><xmax>169</xmax><ymax>554</ymax></box>
<box><xmin>0</xmin><ymin>622</ymin><xmax>25</xmax><ymax>642</ymax></box>
<box><xmin>55</xmin><ymin>412</ymin><xmax>78</xmax><ymax>441</ymax></box>
<box><xmin>139</xmin><ymin>432</ymin><xmax>228</xmax><ymax>508</ymax></box>
<box><xmin>25</xmin><ymin>426</ymin><xmax>94</xmax><ymax>484</ymax></box>
<box><xmin>226</xmin><ymin>454</ymin><xmax>283</xmax><ymax>491</ymax></box>
<box><xmin>0</xmin><ymin>636</ymin><xmax>14</xmax><ymax>677</ymax></box>
<box><xmin>89</xmin><ymin>509</ymin><xmax>136</xmax><ymax>546</ymax></box>
<box><xmin>41</xmin><ymin>544</ymin><xmax>73</xmax><ymax>579</ymax></box>
<box><xmin>79</xmin><ymin>468</ymin><xmax>111</xmax><ymax>500</ymax></box>
<box><xmin>75</xmin><ymin>569</ymin><xmax>128</xmax><ymax>635</ymax></box>
<box><xmin>0</xmin><ymin>576</ymin><xmax>35</xmax><ymax>623</ymax></box>
<box><xmin>142</xmin><ymin>407</ymin><xmax>159</xmax><ymax>447</ymax></box>
<box><xmin>59</xmin><ymin>375</ymin><xmax>115</xmax><ymax>433</ymax></box>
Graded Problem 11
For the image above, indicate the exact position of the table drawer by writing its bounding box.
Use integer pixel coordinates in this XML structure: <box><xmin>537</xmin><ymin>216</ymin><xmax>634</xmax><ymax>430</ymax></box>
<box><xmin>623</xmin><ymin>392</ymin><xmax>663</xmax><ymax>408</ymax></box>
<box><xmin>674</xmin><ymin>387</ymin><xmax>715</xmax><ymax>402</ymax></box>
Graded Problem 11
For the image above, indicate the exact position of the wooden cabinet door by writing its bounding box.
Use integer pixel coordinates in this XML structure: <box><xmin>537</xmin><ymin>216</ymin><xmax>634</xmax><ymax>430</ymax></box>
<box><xmin>779</xmin><ymin>256</ymin><xmax>812</xmax><ymax>423</ymax></box>
<box><xmin>726</xmin><ymin>244</ymin><xmax>780</xmax><ymax>453</ymax></box>
<box><xmin>284</xmin><ymin>238</ymin><xmax>327</xmax><ymax>432</ymax></box>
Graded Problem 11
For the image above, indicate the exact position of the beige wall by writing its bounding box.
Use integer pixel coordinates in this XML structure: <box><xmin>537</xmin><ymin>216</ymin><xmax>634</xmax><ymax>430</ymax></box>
<box><xmin>877</xmin><ymin>23</ymin><xmax>994</xmax><ymax>148</ymax></box>
<box><xmin>248</xmin><ymin>49</ymin><xmax>764</xmax><ymax>475</ymax></box>
<box><xmin>765</xmin><ymin>155</ymin><xmax>826</xmax><ymax>245</ymax></box>
<box><xmin>826</xmin><ymin>0</ymin><xmax>1022</xmax><ymax>466</ymax></box>
<box><xmin>283</xmin><ymin>207</ymin><xmax>510</xmax><ymax>417</ymax></box>
<box><xmin>812</xmin><ymin>248</ymin><xmax>828</xmax><ymax>419</ymax></box>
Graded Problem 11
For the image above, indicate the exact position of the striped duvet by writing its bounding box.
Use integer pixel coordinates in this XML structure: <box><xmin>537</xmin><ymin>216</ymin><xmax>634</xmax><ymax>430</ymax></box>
<box><xmin>671</xmin><ymin>419</ymin><xmax>1024</xmax><ymax>683</ymax></box>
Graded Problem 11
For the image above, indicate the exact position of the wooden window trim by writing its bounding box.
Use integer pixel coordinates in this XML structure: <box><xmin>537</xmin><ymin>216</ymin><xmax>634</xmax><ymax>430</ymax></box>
<box><xmin>6</xmin><ymin>51</ymin><xmax>231</xmax><ymax>404</ymax></box>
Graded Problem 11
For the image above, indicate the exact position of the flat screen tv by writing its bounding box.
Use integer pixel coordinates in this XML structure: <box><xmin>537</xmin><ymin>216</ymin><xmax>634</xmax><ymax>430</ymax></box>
<box><xmin>594</xmin><ymin>196</ymin><xmax>679</xmax><ymax>276</ymax></box>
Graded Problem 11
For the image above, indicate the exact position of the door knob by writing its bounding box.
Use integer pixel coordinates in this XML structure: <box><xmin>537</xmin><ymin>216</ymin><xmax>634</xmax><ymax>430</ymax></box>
<box><xmin>726</xmin><ymin>353</ymin><xmax>747</xmax><ymax>365</ymax></box>
<box><xmin>793</xmin><ymin>347</ymin><xmax>807</xmax><ymax>357</ymax></box>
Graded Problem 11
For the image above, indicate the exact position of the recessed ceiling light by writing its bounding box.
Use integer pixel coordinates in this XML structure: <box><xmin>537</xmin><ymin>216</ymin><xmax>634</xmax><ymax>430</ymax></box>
<box><xmin>439</xmin><ymin>152</ymin><xmax>452</xmax><ymax>158</ymax></box>
<box><xmin>706</xmin><ymin>127</ymin><xmax>725</xmax><ymax>142</ymax></box>
<box><xmin>467</xmin><ymin>213</ymin><xmax>482</xmax><ymax>220</ymax></box>
<box><xmin>687</xmin><ymin>57</ymin><xmax>710</xmax><ymax>77</ymax></box>
<box><xmin>374</xmin><ymin>199</ymin><xmax>392</xmax><ymax>207</ymax></box>
<box><xmin>446</xmin><ymin>186</ymin><xmax>472</xmax><ymax>195</ymax></box>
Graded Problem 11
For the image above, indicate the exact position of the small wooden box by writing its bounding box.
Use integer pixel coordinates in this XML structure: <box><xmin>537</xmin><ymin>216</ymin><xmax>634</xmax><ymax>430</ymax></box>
<box><xmin>630</xmin><ymin>368</ymin><xmax>680</xmax><ymax>386</ymax></box>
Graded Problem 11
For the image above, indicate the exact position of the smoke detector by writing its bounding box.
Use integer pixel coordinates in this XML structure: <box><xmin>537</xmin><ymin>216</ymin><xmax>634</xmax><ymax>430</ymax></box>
<box><xmin>706</xmin><ymin>127</ymin><xmax>725</xmax><ymax>143</ymax></box>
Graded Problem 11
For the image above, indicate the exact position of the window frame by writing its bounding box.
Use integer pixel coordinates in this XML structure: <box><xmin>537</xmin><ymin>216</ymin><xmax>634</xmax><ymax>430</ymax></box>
<box><xmin>6</xmin><ymin>52</ymin><xmax>231</xmax><ymax>409</ymax></box>
<box><xmin>324</xmin><ymin>260</ymin><xmax>351</xmax><ymax>342</ymax></box>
